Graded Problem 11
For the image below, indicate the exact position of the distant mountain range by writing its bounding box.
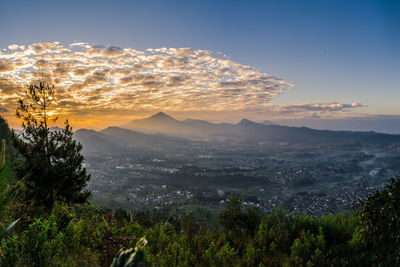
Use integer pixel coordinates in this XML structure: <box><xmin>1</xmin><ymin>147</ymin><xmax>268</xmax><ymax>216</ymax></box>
<box><xmin>277</xmin><ymin>116</ymin><xmax>400</xmax><ymax>135</ymax></box>
<box><xmin>121</xmin><ymin>112</ymin><xmax>400</xmax><ymax>144</ymax></box>
<box><xmin>121</xmin><ymin>112</ymin><xmax>228</xmax><ymax>141</ymax></box>
<box><xmin>74</xmin><ymin>112</ymin><xmax>400</xmax><ymax>153</ymax></box>
<box><xmin>74</xmin><ymin>126</ymin><xmax>189</xmax><ymax>154</ymax></box>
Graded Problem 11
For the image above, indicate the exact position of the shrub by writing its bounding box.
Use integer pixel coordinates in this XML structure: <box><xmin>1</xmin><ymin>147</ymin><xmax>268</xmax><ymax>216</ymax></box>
<box><xmin>21</xmin><ymin>215</ymin><xmax>65</xmax><ymax>266</ymax></box>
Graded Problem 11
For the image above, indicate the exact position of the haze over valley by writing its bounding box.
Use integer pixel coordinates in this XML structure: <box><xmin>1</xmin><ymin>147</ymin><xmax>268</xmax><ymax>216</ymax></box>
<box><xmin>74</xmin><ymin>112</ymin><xmax>400</xmax><ymax>216</ymax></box>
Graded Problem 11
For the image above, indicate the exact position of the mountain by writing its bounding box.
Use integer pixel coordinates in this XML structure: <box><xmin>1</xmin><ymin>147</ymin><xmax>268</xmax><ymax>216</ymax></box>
<box><xmin>74</xmin><ymin>129</ymin><xmax>120</xmax><ymax>154</ymax></box>
<box><xmin>74</xmin><ymin>126</ymin><xmax>190</xmax><ymax>154</ymax></box>
<box><xmin>122</xmin><ymin>112</ymin><xmax>189</xmax><ymax>136</ymax></box>
<box><xmin>121</xmin><ymin>112</ymin><xmax>400</xmax><ymax>145</ymax></box>
<box><xmin>277</xmin><ymin>116</ymin><xmax>400</xmax><ymax>135</ymax></box>
<box><xmin>148</xmin><ymin>112</ymin><xmax>176</xmax><ymax>121</ymax></box>
<box><xmin>122</xmin><ymin>112</ymin><xmax>223</xmax><ymax>140</ymax></box>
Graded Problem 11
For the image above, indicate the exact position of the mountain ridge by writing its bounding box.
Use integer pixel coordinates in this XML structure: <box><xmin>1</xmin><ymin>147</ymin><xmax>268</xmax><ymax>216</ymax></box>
<box><xmin>79</xmin><ymin>112</ymin><xmax>400</xmax><ymax>146</ymax></box>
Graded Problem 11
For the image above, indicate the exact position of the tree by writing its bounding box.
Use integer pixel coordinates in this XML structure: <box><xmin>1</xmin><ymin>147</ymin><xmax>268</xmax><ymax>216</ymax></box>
<box><xmin>0</xmin><ymin>116</ymin><xmax>11</xmax><ymax>143</ymax></box>
<box><xmin>219</xmin><ymin>197</ymin><xmax>261</xmax><ymax>235</ymax></box>
<box><xmin>13</xmin><ymin>81</ymin><xmax>90</xmax><ymax>210</ymax></box>
<box><xmin>356</xmin><ymin>177</ymin><xmax>400</xmax><ymax>265</ymax></box>
<box><xmin>219</xmin><ymin>197</ymin><xmax>261</xmax><ymax>256</ymax></box>
<box><xmin>0</xmin><ymin>117</ymin><xmax>19</xmax><ymax>163</ymax></box>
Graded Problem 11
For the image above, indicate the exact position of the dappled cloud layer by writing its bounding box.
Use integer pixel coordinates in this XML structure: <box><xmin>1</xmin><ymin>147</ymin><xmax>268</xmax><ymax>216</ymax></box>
<box><xmin>0</xmin><ymin>42</ymin><xmax>363</xmax><ymax>128</ymax></box>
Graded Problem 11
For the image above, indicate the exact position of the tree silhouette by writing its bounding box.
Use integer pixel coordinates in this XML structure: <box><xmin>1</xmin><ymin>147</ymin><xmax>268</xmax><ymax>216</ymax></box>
<box><xmin>13</xmin><ymin>81</ymin><xmax>90</xmax><ymax>210</ymax></box>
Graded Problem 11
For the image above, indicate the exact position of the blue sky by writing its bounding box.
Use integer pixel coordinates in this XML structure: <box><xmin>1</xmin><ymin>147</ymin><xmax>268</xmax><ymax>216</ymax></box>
<box><xmin>0</xmin><ymin>0</ymin><xmax>399</xmax><ymax>130</ymax></box>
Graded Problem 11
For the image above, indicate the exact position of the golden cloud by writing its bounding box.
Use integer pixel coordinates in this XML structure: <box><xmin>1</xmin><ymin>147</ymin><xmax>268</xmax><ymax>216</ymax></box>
<box><xmin>0</xmin><ymin>42</ymin><xmax>363</xmax><ymax>128</ymax></box>
<box><xmin>0</xmin><ymin>42</ymin><xmax>293</xmax><ymax>114</ymax></box>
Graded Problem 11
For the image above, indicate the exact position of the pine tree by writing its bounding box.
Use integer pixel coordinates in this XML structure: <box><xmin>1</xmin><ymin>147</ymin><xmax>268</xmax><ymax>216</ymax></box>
<box><xmin>13</xmin><ymin>81</ymin><xmax>90</xmax><ymax>210</ymax></box>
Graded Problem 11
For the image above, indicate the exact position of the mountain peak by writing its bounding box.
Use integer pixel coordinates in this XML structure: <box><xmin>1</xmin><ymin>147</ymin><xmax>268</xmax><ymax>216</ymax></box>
<box><xmin>148</xmin><ymin>112</ymin><xmax>175</xmax><ymax>120</ymax></box>
<box><xmin>238</xmin><ymin>118</ymin><xmax>255</xmax><ymax>125</ymax></box>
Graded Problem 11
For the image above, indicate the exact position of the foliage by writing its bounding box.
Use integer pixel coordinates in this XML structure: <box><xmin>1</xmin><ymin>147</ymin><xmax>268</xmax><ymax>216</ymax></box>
<box><xmin>0</xmin><ymin>117</ymin><xmax>10</xmax><ymax>144</ymax></box>
<box><xmin>0</xmin><ymin>139</ymin><xmax>20</xmax><ymax>244</ymax></box>
<box><xmin>13</xmin><ymin>81</ymin><xmax>90</xmax><ymax>211</ymax></box>
<box><xmin>0</xmin><ymin>181</ymin><xmax>398</xmax><ymax>267</ymax></box>
<box><xmin>219</xmin><ymin>196</ymin><xmax>261</xmax><ymax>235</ymax></box>
<box><xmin>111</xmin><ymin>237</ymin><xmax>147</xmax><ymax>267</ymax></box>
<box><xmin>1</xmin><ymin>215</ymin><xmax>65</xmax><ymax>266</ymax></box>
<box><xmin>0</xmin><ymin>163</ymin><xmax>13</xmax><ymax>226</ymax></box>
<box><xmin>356</xmin><ymin>176</ymin><xmax>400</xmax><ymax>265</ymax></box>
<box><xmin>0</xmin><ymin>219</ymin><xmax>20</xmax><ymax>243</ymax></box>
<box><xmin>0</xmin><ymin>117</ymin><xmax>20</xmax><ymax>167</ymax></box>
<box><xmin>21</xmin><ymin>215</ymin><xmax>65</xmax><ymax>266</ymax></box>
<box><xmin>1</xmin><ymin>140</ymin><xmax>5</xmax><ymax>169</ymax></box>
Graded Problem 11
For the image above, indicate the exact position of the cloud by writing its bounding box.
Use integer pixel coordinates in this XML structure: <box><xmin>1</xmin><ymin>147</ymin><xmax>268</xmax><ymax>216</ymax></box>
<box><xmin>24</xmin><ymin>42</ymin><xmax>70</xmax><ymax>55</ymax></box>
<box><xmin>8</xmin><ymin>44</ymin><xmax>25</xmax><ymax>50</ymax></box>
<box><xmin>69</xmin><ymin>42</ymin><xmax>91</xmax><ymax>48</ymax></box>
<box><xmin>0</xmin><ymin>61</ymin><xmax>14</xmax><ymax>73</ymax></box>
<box><xmin>0</xmin><ymin>42</ymin><xmax>294</xmax><ymax>117</ymax></box>
<box><xmin>278</xmin><ymin>102</ymin><xmax>365</xmax><ymax>114</ymax></box>
<box><xmin>0</xmin><ymin>42</ymin><xmax>365</xmax><ymax>128</ymax></box>
<box><xmin>0</xmin><ymin>107</ymin><xmax>8</xmax><ymax>113</ymax></box>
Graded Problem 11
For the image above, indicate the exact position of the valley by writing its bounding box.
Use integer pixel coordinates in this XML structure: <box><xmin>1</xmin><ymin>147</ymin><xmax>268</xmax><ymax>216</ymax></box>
<box><xmin>74</xmin><ymin>113</ymin><xmax>400</xmax><ymax>216</ymax></box>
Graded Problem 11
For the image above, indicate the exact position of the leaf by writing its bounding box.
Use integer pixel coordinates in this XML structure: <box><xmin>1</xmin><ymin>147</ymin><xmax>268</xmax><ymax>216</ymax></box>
<box><xmin>0</xmin><ymin>218</ymin><xmax>21</xmax><ymax>242</ymax></box>
<box><xmin>110</xmin><ymin>237</ymin><xmax>148</xmax><ymax>267</ymax></box>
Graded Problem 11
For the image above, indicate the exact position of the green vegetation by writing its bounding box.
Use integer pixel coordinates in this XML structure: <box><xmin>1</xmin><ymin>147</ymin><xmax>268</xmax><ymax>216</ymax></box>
<box><xmin>0</xmin><ymin>187</ymin><xmax>398</xmax><ymax>266</ymax></box>
<box><xmin>0</xmin><ymin>83</ymin><xmax>399</xmax><ymax>266</ymax></box>
<box><xmin>111</xmin><ymin>237</ymin><xmax>148</xmax><ymax>267</ymax></box>
<box><xmin>0</xmin><ymin>134</ymin><xmax>20</xmax><ymax>244</ymax></box>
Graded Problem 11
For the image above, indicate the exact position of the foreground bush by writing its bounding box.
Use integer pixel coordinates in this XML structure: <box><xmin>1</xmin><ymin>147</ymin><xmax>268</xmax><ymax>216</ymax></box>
<box><xmin>1</xmin><ymin>178</ymin><xmax>399</xmax><ymax>266</ymax></box>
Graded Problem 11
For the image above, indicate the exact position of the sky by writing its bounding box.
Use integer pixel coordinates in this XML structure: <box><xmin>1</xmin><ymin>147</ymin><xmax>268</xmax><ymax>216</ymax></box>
<box><xmin>0</xmin><ymin>0</ymin><xmax>399</xmax><ymax>131</ymax></box>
